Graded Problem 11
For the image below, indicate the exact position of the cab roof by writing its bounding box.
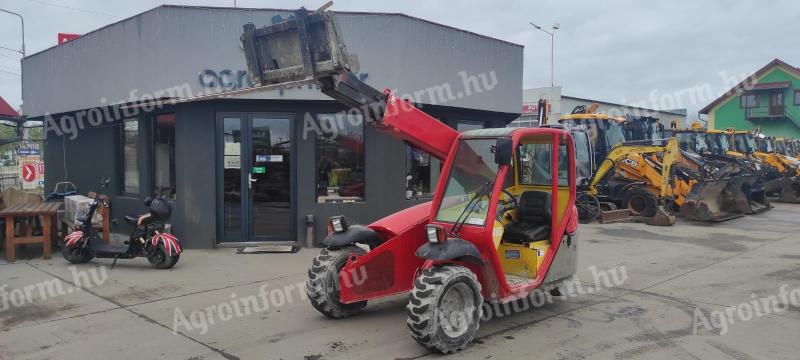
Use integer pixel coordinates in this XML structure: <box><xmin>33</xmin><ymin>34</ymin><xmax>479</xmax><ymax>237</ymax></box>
<box><xmin>460</xmin><ymin>128</ymin><xmax>516</xmax><ymax>138</ymax></box>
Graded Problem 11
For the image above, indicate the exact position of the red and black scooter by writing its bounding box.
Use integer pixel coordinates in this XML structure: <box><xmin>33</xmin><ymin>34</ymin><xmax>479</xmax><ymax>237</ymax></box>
<box><xmin>61</xmin><ymin>178</ymin><xmax>182</xmax><ymax>269</ymax></box>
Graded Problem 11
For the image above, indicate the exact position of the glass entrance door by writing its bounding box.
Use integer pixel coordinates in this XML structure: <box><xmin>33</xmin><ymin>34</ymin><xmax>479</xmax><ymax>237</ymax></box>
<box><xmin>219</xmin><ymin>113</ymin><xmax>293</xmax><ymax>243</ymax></box>
<box><xmin>249</xmin><ymin>115</ymin><xmax>292</xmax><ymax>240</ymax></box>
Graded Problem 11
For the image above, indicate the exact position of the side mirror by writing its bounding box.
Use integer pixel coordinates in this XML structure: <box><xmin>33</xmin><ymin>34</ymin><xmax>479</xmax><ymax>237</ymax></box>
<box><xmin>494</xmin><ymin>138</ymin><xmax>513</xmax><ymax>166</ymax></box>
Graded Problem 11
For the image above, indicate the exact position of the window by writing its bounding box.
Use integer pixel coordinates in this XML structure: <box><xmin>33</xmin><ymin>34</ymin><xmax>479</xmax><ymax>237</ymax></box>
<box><xmin>121</xmin><ymin>118</ymin><xmax>139</xmax><ymax>194</ymax></box>
<box><xmin>518</xmin><ymin>142</ymin><xmax>569</xmax><ymax>186</ymax></box>
<box><xmin>153</xmin><ymin>114</ymin><xmax>176</xmax><ymax>200</ymax></box>
<box><xmin>434</xmin><ymin>139</ymin><xmax>499</xmax><ymax>226</ymax></box>
<box><xmin>507</xmin><ymin>115</ymin><xmax>539</xmax><ymax>128</ymax></box>
<box><xmin>315</xmin><ymin>113</ymin><xmax>365</xmax><ymax>203</ymax></box>
<box><xmin>406</xmin><ymin>146</ymin><xmax>440</xmax><ymax>198</ymax></box>
<box><xmin>740</xmin><ymin>94</ymin><xmax>758</xmax><ymax>108</ymax></box>
<box><xmin>794</xmin><ymin>90</ymin><xmax>800</xmax><ymax>106</ymax></box>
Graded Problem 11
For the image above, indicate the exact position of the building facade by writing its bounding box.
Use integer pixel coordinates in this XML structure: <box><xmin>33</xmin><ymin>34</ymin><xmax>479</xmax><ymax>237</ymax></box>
<box><xmin>702</xmin><ymin>59</ymin><xmax>800</xmax><ymax>138</ymax></box>
<box><xmin>22</xmin><ymin>5</ymin><xmax>523</xmax><ymax>248</ymax></box>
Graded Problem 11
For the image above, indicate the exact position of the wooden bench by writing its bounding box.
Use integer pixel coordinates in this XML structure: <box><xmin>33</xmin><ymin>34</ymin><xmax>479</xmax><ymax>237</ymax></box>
<box><xmin>2</xmin><ymin>202</ymin><xmax>62</xmax><ymax>262</ymax></box>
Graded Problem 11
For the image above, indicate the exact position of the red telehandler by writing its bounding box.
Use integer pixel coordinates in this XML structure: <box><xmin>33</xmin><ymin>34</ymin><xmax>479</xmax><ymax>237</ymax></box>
<box><xmin>239</xmin><ymin>5</ymin><xmax>580</xmax><ymax>353</ymax></box>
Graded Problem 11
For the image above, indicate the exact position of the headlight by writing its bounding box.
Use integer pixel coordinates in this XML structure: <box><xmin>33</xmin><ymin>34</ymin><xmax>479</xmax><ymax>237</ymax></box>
<box><xmin>425</xmin><ymin>224</ymin><xmax>447</xmax><ymax>244</ymax></box>
<box><xmin>329</xmin><ymin>216</ymin><xmax>347</xmax><ymax>233</ymax></box>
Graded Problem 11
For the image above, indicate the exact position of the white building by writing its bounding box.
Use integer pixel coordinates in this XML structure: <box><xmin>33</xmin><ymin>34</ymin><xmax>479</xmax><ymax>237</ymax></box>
<box><xmin>509</xmin><ymin>86</ymin><xmax>688</xmax><ymax>128</ymax></box>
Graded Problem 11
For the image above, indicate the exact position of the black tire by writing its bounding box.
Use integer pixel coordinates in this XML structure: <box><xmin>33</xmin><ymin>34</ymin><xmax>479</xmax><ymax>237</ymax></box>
<box><xmin>61</xmin><ymin>244</ymin><xmax>94</xmax><ymax>264</ymax></box>
<box><xmin>148</xmin><ymin>248</ymin><xmax>180</xmax><ymax>269</ymax></box>
<box><xmin>622</xmin><ymin>188</ymin><xmax>657</xmax><ymax>217</ymax></box>
<box><xmin>406</xmin><ymin>265</ymin><xmax>483</xmax><ymax>354</ymax></box>
<box><xmin>306</xmin><ymin>246</ymin><xmax>368</xmax><ymax>318</ymax></box>
<box><xmin>576</xmin><ymin>193</ymin><xmax>601</xmax><ymax>223</ymax></box>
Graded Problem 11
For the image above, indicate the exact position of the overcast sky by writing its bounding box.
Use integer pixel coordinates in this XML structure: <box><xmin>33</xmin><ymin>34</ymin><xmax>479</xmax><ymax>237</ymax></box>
<box><xmin>0</xmin><ymin>0</ymin><xmax>798</xmax><ymax>117</ymax></box>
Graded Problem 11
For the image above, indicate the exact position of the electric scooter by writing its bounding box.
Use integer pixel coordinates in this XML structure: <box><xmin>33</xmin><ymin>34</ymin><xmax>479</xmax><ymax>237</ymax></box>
<box><xmin>61</xmin><ymin>178</ymin><xmax>182</xmax><ymax>269</ymax></box>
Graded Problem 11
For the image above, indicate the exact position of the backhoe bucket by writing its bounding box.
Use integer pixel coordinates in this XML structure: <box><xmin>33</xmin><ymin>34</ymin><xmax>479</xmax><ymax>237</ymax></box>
<box><xmin>241</xmin><ymin>6</ymin><xmax>357</xmax><ymax>86</ymax></box>
<box><xmin>764</xmin><ymin>176</ymin><xmax>800</xmax><ymax>203</ymax></box>
<box><xmin>729</xmin><ymin>175</ymin><xmax>771</xmax><ymax>214</ymax></box>
<box><xmin>646</xmin><ymin>201</ymin><xmax>676</xmax><ymax>226</ymax></box>
<box><xmin>679</xmin><ymin>179</ymin><xmax>744</xmax><ymax>222</ymax></box>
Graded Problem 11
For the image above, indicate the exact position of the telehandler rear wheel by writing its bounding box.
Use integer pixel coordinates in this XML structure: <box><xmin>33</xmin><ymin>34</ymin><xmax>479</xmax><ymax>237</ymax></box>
<box><xmin>406</xmin><ymin>265</ymin><xmax>483</xmax><ymax>354</ymax></box>
<box><xmin>306</xmin><ymin>246</ymin><xmax>367</xmax><ymax>319</ymax></box>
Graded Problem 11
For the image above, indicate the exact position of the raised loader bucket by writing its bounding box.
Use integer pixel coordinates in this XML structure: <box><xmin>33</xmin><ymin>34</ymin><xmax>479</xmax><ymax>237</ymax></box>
<box><xmin>241</xmin><ymin>4</ymin><xmax>357</xmax><ymax>86</ymax></box>
<box><xmin>679</xmin><ymin>179</ymin><xmax>744</xmax><ymax>222</ymax></box>
<box><xmin>729</xmin><ymin>175</ymin><xmax>771</xmax><ymax>214</ymax></box>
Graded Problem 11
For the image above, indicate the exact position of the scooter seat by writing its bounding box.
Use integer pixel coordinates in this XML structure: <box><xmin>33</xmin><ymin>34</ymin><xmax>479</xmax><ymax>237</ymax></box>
<box><xmin>124</xmin><ymin>215</ymin><xmax>139</xmax><ymax>225</ymax></box>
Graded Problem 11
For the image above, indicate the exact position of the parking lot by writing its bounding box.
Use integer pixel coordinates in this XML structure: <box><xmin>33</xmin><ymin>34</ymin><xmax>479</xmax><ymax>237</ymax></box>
<box><xmin>1</xmin><ymin>203</ymin><xmax>799</xmax><ymax>360</ymax></box>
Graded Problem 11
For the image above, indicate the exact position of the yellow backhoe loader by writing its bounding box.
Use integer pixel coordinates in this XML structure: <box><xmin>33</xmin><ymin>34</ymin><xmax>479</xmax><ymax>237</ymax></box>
<box><xmin>725</xmin><ymin>129</ymin><xmax>800</xmax><ymax>203</ymax></box>
<box><xmin>664</xmin><ymin>124</ymin><xmax>771</xmax><ymax>216</ymax></box>
<box><xmin>559</xmin><ymin>108</ymin><xmax>743</xmax><ymax>224</ymax></box>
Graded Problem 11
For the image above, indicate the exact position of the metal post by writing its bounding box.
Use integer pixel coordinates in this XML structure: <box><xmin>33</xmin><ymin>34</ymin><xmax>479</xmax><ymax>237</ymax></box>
<box><xmin>550</xmin><ymin>32</ymin><xmax>554</xmax><ymax>87</ymax></box>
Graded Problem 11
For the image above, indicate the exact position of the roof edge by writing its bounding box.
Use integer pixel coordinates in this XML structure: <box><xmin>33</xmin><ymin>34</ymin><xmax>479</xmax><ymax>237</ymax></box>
<box><xmin>24</xmin><ymin>4</ymin><xmax>522</xmax><ymax>60</ymax></box>
<box><xmin>560</xmin><ymin>94</ymin><xmax>688</xmax><ymax>117</ymax></box>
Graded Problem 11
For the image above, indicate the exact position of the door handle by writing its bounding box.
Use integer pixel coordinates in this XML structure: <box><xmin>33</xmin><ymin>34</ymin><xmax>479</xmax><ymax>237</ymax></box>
<box><xmin>248</xmin><ymin>174</ymin><xmax>258</xmax><ymax>189</ymax></box>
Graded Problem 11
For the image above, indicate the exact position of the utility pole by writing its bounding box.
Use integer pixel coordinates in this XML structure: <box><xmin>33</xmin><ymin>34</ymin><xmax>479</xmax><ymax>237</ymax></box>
<box><xmin>529</xmin><ymin>22</ymin><xmax>559</xmax><ymax>87</ymax></box>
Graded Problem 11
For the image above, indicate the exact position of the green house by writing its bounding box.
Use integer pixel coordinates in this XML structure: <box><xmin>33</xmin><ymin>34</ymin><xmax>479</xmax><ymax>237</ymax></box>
<box><xmin>702</xmin><ymin>59</ymin><xmax>800</xmax><ymax>138</ymax></box>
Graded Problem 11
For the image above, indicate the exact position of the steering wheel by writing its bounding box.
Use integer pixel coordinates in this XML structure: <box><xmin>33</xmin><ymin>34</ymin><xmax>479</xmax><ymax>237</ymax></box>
<box><xmin>496</xmin><ymin>189</ymin><xmax>518</xmax><ymax>222</ymax></box>
<box><xmin>499</xmin><ymin>189</ymin><xmax>518</xmax><ymax>208</ymax></box>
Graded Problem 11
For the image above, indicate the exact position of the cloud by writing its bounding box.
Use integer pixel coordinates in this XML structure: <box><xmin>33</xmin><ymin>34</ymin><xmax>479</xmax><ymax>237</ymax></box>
<box><xmin>0</xmin><ymin>0</ymin><xmax>797</xmax><ymax>118</ymax></box>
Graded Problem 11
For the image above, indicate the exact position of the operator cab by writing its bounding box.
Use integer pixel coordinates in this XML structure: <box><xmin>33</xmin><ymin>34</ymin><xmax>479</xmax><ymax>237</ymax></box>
<box><xmin>431</xmin><ymin>128</ymin><xmax>576</xmax><ymax>285</ymax></box>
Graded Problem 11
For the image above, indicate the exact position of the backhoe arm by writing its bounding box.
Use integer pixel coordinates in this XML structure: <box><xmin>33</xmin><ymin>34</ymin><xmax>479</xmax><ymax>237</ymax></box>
<box><xmin>589</xmin><ymin>138</ymin><xmax>679</xmax><ymax>198</ymax></box>
<box><xmin>240</xmin><ymin>6</ymin><xmax>459</xmax><ymax>160</ymax></box>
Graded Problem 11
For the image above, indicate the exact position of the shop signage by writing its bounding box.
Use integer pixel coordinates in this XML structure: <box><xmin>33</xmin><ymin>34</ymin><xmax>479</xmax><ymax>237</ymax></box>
<box><xmin>199</xmin><ymin>69</ymin><xmax>370</xmax><ymax>92</ymax></box>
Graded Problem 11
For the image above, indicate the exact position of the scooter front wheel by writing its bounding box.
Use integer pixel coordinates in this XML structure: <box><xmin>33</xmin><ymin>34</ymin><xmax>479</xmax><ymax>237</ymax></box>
<box><xmin>61</xmin><ymin>244</ymin><xmax>95</xmax><ymax>264</ymax></box>
<box><xmin>148</xmin><ymin>248</ymin><xmax>180</xmax><ymax>269</ymax></box>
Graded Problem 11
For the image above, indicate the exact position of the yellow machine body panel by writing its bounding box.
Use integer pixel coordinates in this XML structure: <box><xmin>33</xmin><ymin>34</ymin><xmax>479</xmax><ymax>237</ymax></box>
<box><xmin>497</xmin><ymin>240</ymin><xmax>551</xmax><ymax>279</ymax></box>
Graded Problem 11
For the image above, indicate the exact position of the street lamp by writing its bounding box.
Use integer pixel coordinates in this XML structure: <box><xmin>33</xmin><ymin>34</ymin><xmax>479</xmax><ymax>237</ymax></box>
<box><xmin>0</xmin><ymin>9</ymin><xmax>25</xmax><ymax>57</ymax></box>
<box><xmin>530</xmin><ymin>22</ymin><xmax>559</xmax><ymax>87</ymax></box>
<box><xmin>0</xmin><ymin>8</ymin><xmax>25</xmax><ymax>128</ymax></box>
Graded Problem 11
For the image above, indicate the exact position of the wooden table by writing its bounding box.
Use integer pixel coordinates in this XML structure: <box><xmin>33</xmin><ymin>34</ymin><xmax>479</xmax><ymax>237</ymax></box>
<box><xmin>1</xmin><ymin>202</ymin><xmax>62</xmax><ymax>262</ymax></box>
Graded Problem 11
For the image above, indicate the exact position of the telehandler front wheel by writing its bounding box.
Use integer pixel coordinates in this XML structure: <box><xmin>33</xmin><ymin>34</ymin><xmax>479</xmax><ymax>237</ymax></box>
<box><xmin>306</xmin><ymin>246</ymin><xmax>367</xmax><ymax>319</ymax></box>
<box><xmin>406</xmin><ymin>265</ymin><xmax>483</xmax><ymax>354</ymax></box>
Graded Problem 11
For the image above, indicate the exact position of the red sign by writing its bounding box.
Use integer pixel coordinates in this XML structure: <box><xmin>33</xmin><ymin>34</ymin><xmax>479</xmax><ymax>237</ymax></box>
<box><xmin>22</xmin><ymin>164</ymin><xmax>36</xmax><ymax>182</ymax></box>
<box><xmin>58</xmin><ymin>33</ymin><xmax>81</xmax><ymax>45</ymax></box>
<box><xmin>522</xmin><ymin>101</ymin><xmax>551</xmax><ymax>115</ymax></box>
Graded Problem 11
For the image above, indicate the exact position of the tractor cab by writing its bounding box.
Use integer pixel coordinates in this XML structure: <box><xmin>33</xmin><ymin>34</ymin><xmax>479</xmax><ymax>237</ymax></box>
<box><xmin>756</xmin><ymin>135</ymin><xmax>776</xmax><ymax>154</ymax></box>
<box><xmin>623</xmin><ymin>115</ymin><xmax>663</xmax><ymax>142</ymax></box>
<box><xmin>773</xmin><ymin>138</ymin><xmax>792</xmax><ymax>157</ymax></box>
<box><xmin>558</xmin><ymin>110</ymin><xmax>626</xmax><ymax>173</ymax></box>
<box><xmin>729</xmin><ymin>130</ymin><xmax>758</xmax><ymax>155</ymax></box>
<box><xmin>702</xmin><ymin>130</ymin><xmax>732</xmax><ymax>156</ymax></box>
<box><xmin>668</xmin><ymin>128</ymin><xmax>711</xmax><ymax>154</ymax></box>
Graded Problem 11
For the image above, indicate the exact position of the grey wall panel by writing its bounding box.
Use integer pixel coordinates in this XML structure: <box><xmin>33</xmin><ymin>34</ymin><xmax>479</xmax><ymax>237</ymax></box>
<box><xmin>23</xmin><ymin>6</ymin><xmax>522</xmax><ymax>118</ymax></box>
